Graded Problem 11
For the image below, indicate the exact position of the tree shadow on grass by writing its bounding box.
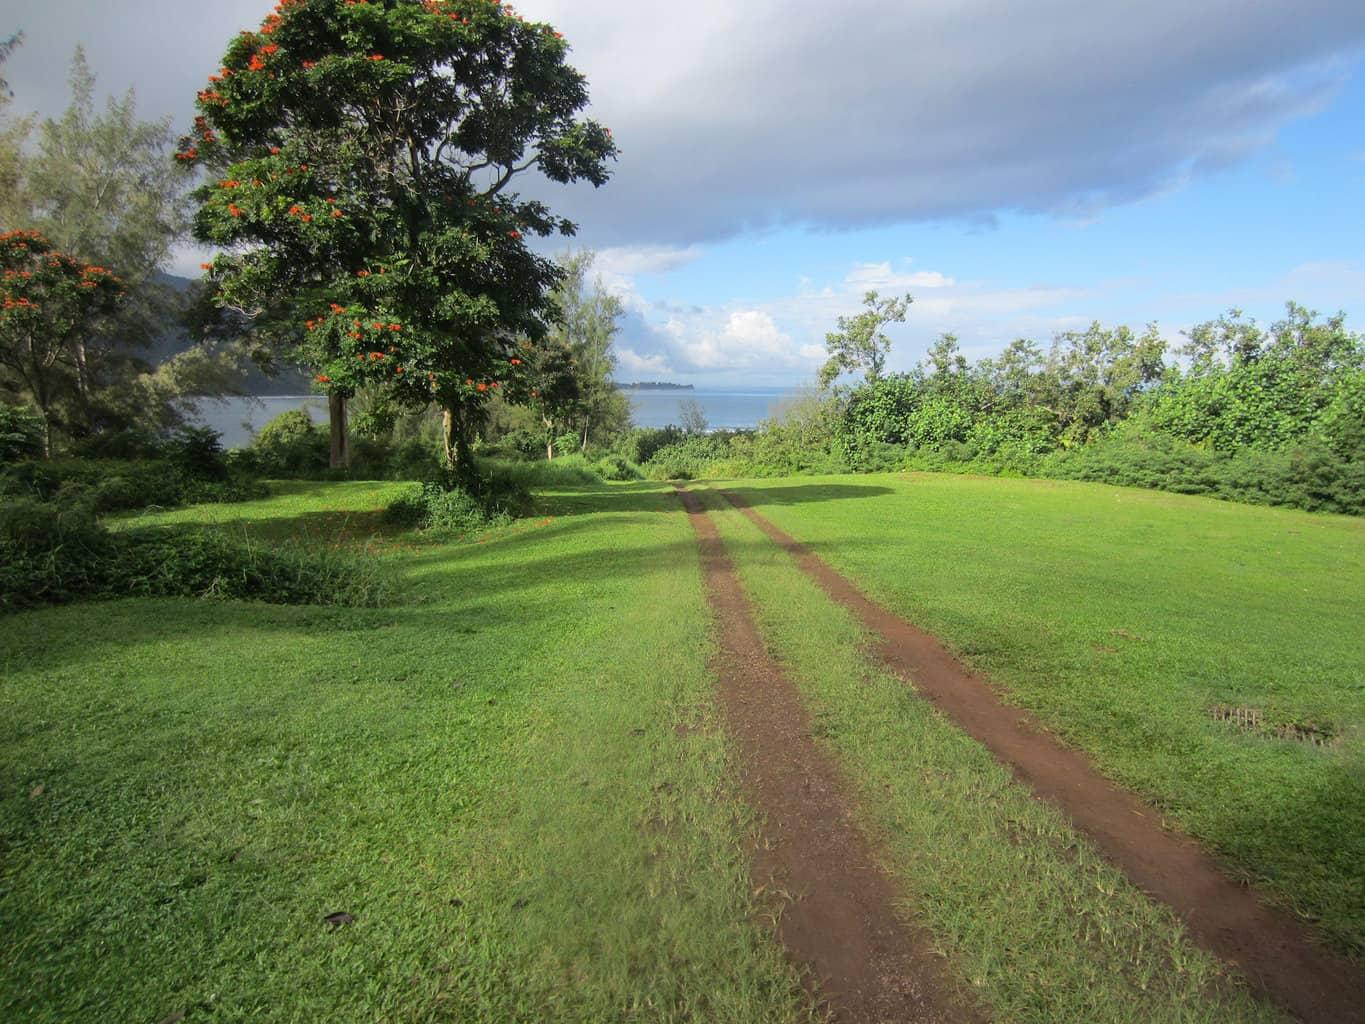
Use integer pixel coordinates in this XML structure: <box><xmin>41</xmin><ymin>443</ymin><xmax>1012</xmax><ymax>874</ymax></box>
<box><xmin>3</xmin><ymin>478</ymin><xmax>883</xmax><ymax>675</ymax></box>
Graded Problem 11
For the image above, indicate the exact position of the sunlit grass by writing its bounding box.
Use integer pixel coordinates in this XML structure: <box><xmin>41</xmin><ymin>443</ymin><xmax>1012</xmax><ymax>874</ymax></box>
<box><xmin>1</xmin><ymin>480</ymin><xmax>813</xmax><ymax>1023</ymax></box>
<box><xmin>717</xmin><ymin>471</ymin><xmax>1365</xmax><ymax>960</ymax></box>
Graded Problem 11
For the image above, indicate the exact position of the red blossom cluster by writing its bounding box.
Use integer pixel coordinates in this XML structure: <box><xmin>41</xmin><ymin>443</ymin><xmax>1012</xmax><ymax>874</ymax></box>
<box><xmin>2</xmin><ymin>297</ymin><xmax>39</xmax><ymax>311</ymax></box>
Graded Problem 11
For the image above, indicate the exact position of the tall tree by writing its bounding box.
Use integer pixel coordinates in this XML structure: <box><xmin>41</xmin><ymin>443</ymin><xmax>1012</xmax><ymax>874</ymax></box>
<box><xmin>819</xmin><ymin>290</ymin><xmax>912</xmax><ymax>389</ymax></box>
<box><xmin>187</xmin><ymin>0</ymin><xmax>615</xmax><ymax>476</ymax></box>
<box><xmin>0</xmin><ymin>51</ymin><xmax>197</xmax><ymax>436</ymax></box>
<box><xmin>0</xmin><ymin>230</ymin><xmax>125</xmax><ymax>456</ymax></box>
<box><xmin>545</xmin><ymin>251</ymin><xmax>624</xmax><ymax>451</ymax></box>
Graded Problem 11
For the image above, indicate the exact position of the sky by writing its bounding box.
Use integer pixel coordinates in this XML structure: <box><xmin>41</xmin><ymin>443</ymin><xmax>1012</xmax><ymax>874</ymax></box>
<box><xmin>4</xmin><ymin>0</ymin><xmax>1364</xmax><ymax>386</ymax></box>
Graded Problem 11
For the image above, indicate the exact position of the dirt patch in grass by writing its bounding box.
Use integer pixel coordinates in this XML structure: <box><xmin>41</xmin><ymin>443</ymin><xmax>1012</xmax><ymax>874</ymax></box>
<box><xmin>720</xmin><ymin>488</ymin><xmax>1365</xmax><ymax>1024</ymax></box>
<box><xmin>679</xmin><ymin>487</ymin><xmax>981</xmax><ymax>1024</ymax></box>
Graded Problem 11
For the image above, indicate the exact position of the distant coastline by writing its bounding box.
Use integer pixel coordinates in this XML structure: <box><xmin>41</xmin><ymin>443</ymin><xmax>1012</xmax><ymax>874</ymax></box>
<box><xmin>618</xmin><ymin>381</ymin><xmax>694</xmax><ymax>391</ymax></box>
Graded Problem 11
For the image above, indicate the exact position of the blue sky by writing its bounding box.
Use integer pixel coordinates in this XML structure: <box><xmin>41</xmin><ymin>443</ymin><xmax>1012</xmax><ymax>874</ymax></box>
<box><xmin>4</xmin><ymin>0</ymin><xmax>1364</xmax><ymax>385</ymax></box>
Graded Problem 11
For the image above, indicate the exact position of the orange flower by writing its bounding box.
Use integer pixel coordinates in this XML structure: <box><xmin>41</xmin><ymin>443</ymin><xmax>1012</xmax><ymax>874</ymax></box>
<box><xmin>315</xmin><ymin>374</ymin><xmax>331</xmax><ymax>383</ymax></box>
<box><xmin>228</xmin><ymin>203</ymin><xmax>243</xmax><ymax>217</ymax></box>
<box><xmin>200</xmin><ymin>262</ymin><xmax>214</xmax><ymax>270</ymax></box>
<box><xmin>369</xmin><ymin>53</ymin><xmax>385</xmax><ymax>61</ymax></box>
<box><xmin>330</xmin><ymin>303</ymin><xmax>345</xmax><ymax>312</ymax></box>
<box><xmin>476</xmin><ymin>382</ymin><xmax>488</xmax><ymax>392</ymax></box>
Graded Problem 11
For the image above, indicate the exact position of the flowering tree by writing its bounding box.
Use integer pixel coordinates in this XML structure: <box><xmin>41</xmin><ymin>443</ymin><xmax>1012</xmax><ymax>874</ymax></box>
<box><xmin>184</xmin><ymin>0</ymin><xmax>616</xmax><ymax>474</ymax></box>
<box><xmin>0</xmin><ymin>230</ymin><xmax>125</xmax><ymax>456</ymax></box>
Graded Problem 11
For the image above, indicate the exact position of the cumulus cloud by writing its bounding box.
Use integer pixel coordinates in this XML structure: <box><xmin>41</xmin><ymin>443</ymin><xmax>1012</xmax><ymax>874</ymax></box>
<box><xmin>608</xmin><ymin>255</ymin><xmax>1104</xmax><ymax>382</ymax></box>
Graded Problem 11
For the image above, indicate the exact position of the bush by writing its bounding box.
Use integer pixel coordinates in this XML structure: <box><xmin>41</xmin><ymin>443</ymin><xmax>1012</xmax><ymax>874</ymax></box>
<box><xmin>0</xmin><ymin>404</ymin><xmax>47</xmax><ymax>464</ymax></box>
<box><xmin>66</xmin><ymin>428</ymin><xmax>164</xmax><ymax>461</ymax></box>
<box><xmin>248</xmin><ymin>409</ymin><xmax>328</xmax><ymax>475</ymax></box>
<box><xmin>593</xmin><ymin>455</ymin><xmax>642</xmax><ymax>481</ymax></box>
<box><xmin>621</xmin><ymin>425</ymin><xmax>686</xmax><ymax>465</ymax></box>
<box><xmin>1</xmin><ymin>498</ymin><xmax>388</xmax><ymax>612</ymax></box>
<box><xmin>165</xmin><ymin>425</ymin><xmax>230</xmax><ymax>482</ymax></box>
<box><xmin>0</xmin><ymin>455</ymin><xmax>263</xmax><ymax>514</ymax></box>
<box><xmin>383</xmin><ymin>464</ymin><xmax>532</xmax><ymax>533</ymax></box>
<box><xmin>643</xmin><ymin>434</ymin><xmax>738</xmax><ymax>480</ymax></box>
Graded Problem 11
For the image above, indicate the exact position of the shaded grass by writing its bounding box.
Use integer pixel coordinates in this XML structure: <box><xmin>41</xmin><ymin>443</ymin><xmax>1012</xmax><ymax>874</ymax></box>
<box><xmin>719</xmin><ymin>472</ymin><xmax>1365</xmax><ymax>960</ymax></box>
<box><xmin>1</xmin><ymin>481</ymin><xmax>814</xmax><ymax>1022</ymax></box>
<box><xmin>697</xmin><ymin>483</ymin><xmax>1283</xmax><ymax>1022</ymax></box>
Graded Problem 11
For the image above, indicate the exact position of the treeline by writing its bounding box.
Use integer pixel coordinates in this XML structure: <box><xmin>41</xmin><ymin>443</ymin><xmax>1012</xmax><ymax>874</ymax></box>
<box><xmin>633</xmin><ymin>303</ymin><xmax>1363</xmax><ymax>515</ymax></box>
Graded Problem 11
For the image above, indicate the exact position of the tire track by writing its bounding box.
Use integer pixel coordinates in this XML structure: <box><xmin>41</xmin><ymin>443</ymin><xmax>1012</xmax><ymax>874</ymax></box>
<box><xmin>679</xmin><ymin>487</ymin><xmax>982</xmax><ymax>1024</ymax></box>
<box><xmin>718</xmin><ymin>487</ymin><xmax>1364</xmax><ymax>1024</ymax></box>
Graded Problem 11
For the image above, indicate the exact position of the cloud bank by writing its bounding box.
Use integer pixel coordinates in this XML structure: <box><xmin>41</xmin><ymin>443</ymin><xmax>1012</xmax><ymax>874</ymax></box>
<box><xmin>533</xmin><ymin>0</ymin><xmax>1365</xmax><ymax>244</ymax></box>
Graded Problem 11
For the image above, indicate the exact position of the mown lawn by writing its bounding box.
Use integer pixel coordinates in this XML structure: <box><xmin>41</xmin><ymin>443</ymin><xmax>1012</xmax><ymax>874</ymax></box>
<box><xmin>1</xmin><ymin>480</ymin><xmax>814</xmax><ymax>1023</ymax></box>
<box><xmin>696</xmin><ymin>485</ymin><xmax>1280</xmax><ymax>1023</ymax></box>
<box><xmin>718</xmin><ymin>472</ymin><xmax>1365</xmax><ymax>961</ymax></box>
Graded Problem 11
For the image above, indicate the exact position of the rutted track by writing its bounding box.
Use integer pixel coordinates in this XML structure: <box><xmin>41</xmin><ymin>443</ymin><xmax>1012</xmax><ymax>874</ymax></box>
<box><xmin>679</xmin><ymin>487</ymin><xmax>982</xmax><ymax>1024</ymax></box>
<box><xmin>718</xmin><ymin>487</ymin><xmax>1365</xmax><ymax>1024</ymax></box>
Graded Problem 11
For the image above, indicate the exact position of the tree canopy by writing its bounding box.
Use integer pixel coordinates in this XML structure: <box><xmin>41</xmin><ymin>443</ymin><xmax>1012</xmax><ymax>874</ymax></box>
<box><xmin>819</xmin><ymin>290</ymin><xmax>912</xmax><ymax>390</ymax></box>
<box><xmin>186</xmin><ymin>0</ymin><xmax>617</xmax><ymax>474</ymax></box>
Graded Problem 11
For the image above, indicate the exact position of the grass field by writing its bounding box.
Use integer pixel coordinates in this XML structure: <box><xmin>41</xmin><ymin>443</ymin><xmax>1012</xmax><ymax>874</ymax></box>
<box><xmin>1</xmin><ymin>479</ymin><xmax>814</xmax><ymax>1022</ymax></box>
<box><xmin>718</xmin><ymin>472</ymin><xmax>1365</xmax><ymax>960</ymax></box>
<box><xmin>2</xmin><ymin>471</ymin><xmax>1359</xmax><ymax>1020</ymax></box>
<box><xmin>695</xmin><ymin>485</ymin><xmax>1279</xmax><ymax>1023</ymax></box>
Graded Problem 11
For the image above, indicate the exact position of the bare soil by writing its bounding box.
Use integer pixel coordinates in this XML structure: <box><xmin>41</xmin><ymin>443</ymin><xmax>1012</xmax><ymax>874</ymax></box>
<box><xmin>721</xmin><ymin>489</ymin><xmax>1365</xmax><ymax>1024</ymax></box>
<box><xmin>679</xmin><ymin>488</ymin><xmax>982</xmax><ymax>1024</ymax></box>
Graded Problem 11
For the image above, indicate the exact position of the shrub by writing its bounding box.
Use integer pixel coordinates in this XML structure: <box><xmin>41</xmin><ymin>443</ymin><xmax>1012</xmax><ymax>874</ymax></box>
<box><xmin>593</xmin><ymin>455</ymin><xmax>642</xmax><ymax>481</ymax></box>
<box><xmin>643</xmin><ymin>435</ymin><xmax>737</xmax><ymax>480</ymax></box>
<box><xmin>165</xmin><ymin>425</ymin><xmax>230</xmax><ymax>482</ymax></box>
<box><xmin>1</xmin><ymin>499</ymin><xmax>388</xmax><ymax>611</ymax></box>
<box><xmin>0</xmin><ymin>404</ymin><xmax>48</xmax><ymax>464</ymax></box>
<box><xmin>248</xmin><ymin>409</ymin><xmax>328</xmax><ymax>475</ymax></box>
<box><xmin>621</xmin><ymin>425</ymin><xmax>686</xmax><ymax>465</ymax></box>
<box><xmin>0</xmin><ymin>455</ymin><xmax>263</xmax><ymax>514</ymax></box>
<box><xmin>383</xmin><ymin>464</ymin><xmax>532</xmax><ymax>533</ymax></box>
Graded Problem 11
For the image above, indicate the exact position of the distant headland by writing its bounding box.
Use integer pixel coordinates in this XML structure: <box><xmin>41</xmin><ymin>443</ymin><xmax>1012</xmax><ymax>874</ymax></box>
<box><xmin>618</xmin><ymin>381</ymin><xmax>694</xmax><ymax>391</ymax></box>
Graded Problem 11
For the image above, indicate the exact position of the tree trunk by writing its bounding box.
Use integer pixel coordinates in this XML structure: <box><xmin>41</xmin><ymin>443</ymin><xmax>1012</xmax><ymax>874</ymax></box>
<box><xmin>543</xmin><ymin>414</ymin><xmax>555</xmax><ymax>461</ymax></box>
<box><xmin>580</xmin><ymin>420</ymin><xmax>590</xmax><ymax>453</ymax></box>
<box><xmin>443</xmin><ymin>408</ymin><xmax>456</xmax><ymax>469</ymax></box>
<box><xmin>41</xmin><ymin>413</ymin><xmax>53</xmax><ymax>461</ymax></box>
<box><xmin>73</xmin><ymin>340</ymin><xmax>93</xmax><ymax>431</ymax></box>
<box><xmin>442</xmin><ymin>405</ymin><xmax>475</xmax><ymax>483</ymax></box>
<box><xmin>328</xmin><ymin>392</ymin><xmax>350</xmax><ymax>469</ymax></box>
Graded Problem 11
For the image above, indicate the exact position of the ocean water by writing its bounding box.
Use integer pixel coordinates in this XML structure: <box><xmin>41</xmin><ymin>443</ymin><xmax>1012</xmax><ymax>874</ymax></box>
<box><xmin>193</xmin><ymin>386</ymin><xmax>802</xmax><ymax>448</ymax></box>
<box><xmin>626</xmin><ymin>387</ymin><xmax>799</xmax><ymax>430</ymax></box>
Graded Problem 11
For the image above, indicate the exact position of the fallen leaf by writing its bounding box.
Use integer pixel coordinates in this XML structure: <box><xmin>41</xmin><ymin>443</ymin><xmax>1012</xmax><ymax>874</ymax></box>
<box><xmin>323</xmin><ymin>911</ymin><xmax>355</xmax><ymax>929</ymax></box>
<box><xmin>29</xmin><ymin>784</ymin><xmax>44</xmax><ymax>798</ymax></box>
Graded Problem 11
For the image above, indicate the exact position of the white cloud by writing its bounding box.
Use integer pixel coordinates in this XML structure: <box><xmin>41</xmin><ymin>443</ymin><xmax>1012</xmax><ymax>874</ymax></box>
<box><xmin>616</xmin><ymin>347</ymin><xmax>673</xmax><ymax>376</ymax></box>
<box><xmin>845</xmin><ymin>261</ymin><xmax>955</xmax><ymax>291</ymax></box>
<box><xmin>610</xmin><ymin>254</ymin><xmax>1105</xmax><ymax>382</ymax></box>
<box><xmin>592</xmin><ymin>244</ymin><xmax>703</xmax><ymax>277</ymax></box>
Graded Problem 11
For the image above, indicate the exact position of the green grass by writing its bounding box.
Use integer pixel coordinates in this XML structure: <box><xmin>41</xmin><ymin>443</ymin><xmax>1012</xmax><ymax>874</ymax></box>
<box><xmin>717</xmin><ymin>471</ymin><xmax>1365</xmax><ymax>960</ymax></box>
<box><xmin>695</xmin><ymin>484</ymin><xmax>1281</xmax><ymax>1022</ymax></box>
<box><xmin>1</xmin><ymin>480</ymin><xmax>814</xmax><ymax>1022</ymax></box>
